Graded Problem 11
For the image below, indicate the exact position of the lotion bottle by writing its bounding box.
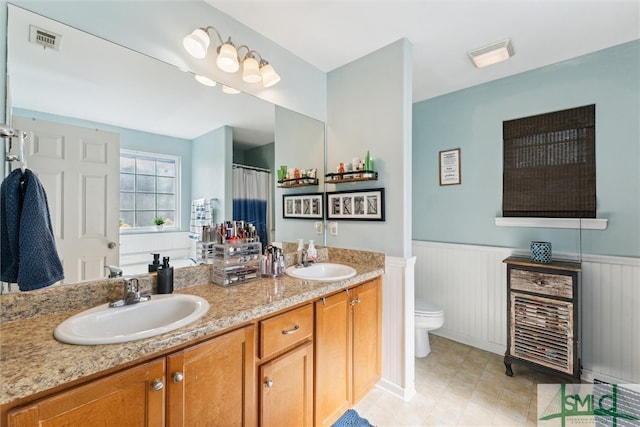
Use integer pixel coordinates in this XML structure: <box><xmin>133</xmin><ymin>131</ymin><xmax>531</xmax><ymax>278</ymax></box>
<box><xmin>157</xmin><ymin>256</ymin><xmax>174</xmax><ymax>294</ymax></box>
<box><xmin>307</xmin><ymin>240</ymin><xmax>317</xmax><ymax>261</ymax></box>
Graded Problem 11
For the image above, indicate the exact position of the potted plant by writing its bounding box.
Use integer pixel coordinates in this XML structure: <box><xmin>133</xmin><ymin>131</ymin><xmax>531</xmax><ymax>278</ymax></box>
<box><xmin>153</xmin><ymin>217</ymin><xmax>165</xmax><ymax>230</ymax></box>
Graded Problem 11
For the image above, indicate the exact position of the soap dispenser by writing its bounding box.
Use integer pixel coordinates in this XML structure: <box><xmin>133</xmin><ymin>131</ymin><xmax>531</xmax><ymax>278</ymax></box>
<box><xmin>307</xmin><ymin>240</ymin><xmax>317</xmax><ymax>261</ymax></box>
<box><xmin>157</xmin><ymin>256</ymin><xmax>174</xmax><ymax>294</ymax></box>
<box><xmin>148</xmin><ymin>253</ymin><xmax>161</xmax><ymax>273</ymax></box>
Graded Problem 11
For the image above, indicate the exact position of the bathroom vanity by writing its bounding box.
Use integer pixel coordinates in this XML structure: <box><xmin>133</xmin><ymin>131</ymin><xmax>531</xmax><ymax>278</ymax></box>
<box><xmin>0</xmin><ymin>251</ymin><xmax>384</xmax><ymax>427</ymax></box>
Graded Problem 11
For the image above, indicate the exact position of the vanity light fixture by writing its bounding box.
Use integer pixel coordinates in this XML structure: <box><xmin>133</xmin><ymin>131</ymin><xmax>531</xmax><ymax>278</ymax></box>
<box><xmin>183</xmin><ymin>26</ymin><xmax>280</xmax><ymax>87</ymax></box>
<box><xmin>467</xmin><ymin>38</ymin><xmax>514</xmax><ymax>68</ymax></box>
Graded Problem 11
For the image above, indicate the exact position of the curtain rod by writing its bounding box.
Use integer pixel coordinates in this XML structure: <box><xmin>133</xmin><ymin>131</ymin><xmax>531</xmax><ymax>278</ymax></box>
<box><xmin>233</xmin><ymin>163</ymin><xmax>272</xmax><ymax>173</ymax></box>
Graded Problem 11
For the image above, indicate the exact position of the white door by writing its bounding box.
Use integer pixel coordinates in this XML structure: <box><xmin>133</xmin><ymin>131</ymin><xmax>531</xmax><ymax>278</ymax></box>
<box><xmin>11</xmin><ymin>117</ymin><xmax>120</xmax><ymax>283</ymax></box>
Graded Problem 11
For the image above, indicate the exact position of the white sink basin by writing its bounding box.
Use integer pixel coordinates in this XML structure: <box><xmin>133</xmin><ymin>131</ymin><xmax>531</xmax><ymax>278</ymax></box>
<box><xmin>54</xmin><ymin>294</ymin><xmax>210</xmax><ymax>345</ymax></box>
<box><xmin>285</xmin><ymin>263</ymin><xmax>357</xmax><ymax>282</ymax></box>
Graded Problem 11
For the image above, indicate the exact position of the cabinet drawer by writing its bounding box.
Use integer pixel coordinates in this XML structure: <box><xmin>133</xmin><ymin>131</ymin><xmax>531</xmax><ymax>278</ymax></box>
<box><xmin>510</xmin><ymin>268</ymin><xmax>573</xmax><ymax>299</ymax></box>
<box><xmin>260</xmin><ymin>303</ymin><xmax>313</xmax><ymax>359</ymax></box>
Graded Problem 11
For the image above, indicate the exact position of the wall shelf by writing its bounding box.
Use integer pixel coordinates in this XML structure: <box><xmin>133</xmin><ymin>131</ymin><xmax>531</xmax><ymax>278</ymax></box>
<box><xmin>325</xmin><ymin>171</ymin><xmax>378</xmax><ymax>183</ymax></box>
<box><xmin>494</xmin><ymin>217</ymin><xmax>607</xmax><ymax>230</ymax></box>
<box><xmin>277</xmin><ymin>177</ymin><xmax>319</xmax><ymax>188</ymax></box>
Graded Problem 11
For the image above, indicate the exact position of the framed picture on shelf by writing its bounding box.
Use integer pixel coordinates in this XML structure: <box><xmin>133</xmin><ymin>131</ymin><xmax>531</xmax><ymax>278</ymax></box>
<box><xmin>282</xmin><ymin>193</ymin><xmax>324</xmax><ymax>219</ymax></box>
<box><xmin>326</xmin><ymin>188</ymin><xmax>385</xmax><ymax>221</ymax></box>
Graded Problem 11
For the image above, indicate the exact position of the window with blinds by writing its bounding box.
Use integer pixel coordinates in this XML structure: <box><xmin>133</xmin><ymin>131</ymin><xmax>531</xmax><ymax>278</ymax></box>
<box><xmin>503</xmin><ymin>104</ymin><xmax>596</xmax><ymax>218</ymax></box>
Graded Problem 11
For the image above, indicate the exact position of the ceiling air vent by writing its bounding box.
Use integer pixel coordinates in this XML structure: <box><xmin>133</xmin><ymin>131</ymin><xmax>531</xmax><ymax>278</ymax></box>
<box><xmin>29</xmin><ymin>25</ymin><xmax>62</xmax><ymax>51</ymax></box>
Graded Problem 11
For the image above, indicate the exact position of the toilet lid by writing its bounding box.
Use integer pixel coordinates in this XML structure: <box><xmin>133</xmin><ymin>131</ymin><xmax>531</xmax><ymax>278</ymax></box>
<box><xmin>415</xmin><ymin>297</ymin><xmax>443</xmax><ymax>315</ymax></box>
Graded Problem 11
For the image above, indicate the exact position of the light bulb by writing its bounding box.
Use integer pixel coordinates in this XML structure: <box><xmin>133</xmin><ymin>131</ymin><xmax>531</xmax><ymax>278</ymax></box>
<box><xmin>217</xmin><ymin>42</ymin><xmax>239</xmax><ymax>73</ymax></box>
<box><xmin>183</xmin><ymin>28</ymin><xmax>210</xmax><ymax>59</ymax></box>
<box><xmin>242</xmin><ymin>56</ymin><xmax>261</xmax><ymax>83</ymax></box>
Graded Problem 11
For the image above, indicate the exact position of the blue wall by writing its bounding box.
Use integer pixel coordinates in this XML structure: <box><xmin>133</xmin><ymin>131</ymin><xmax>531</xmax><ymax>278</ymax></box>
<box><xmin>13</xmin><ymin>109</ymin><xmax>193</xmax><ymax>230</ymax></box>
<box><xmin>412</xmin><ymin>41</ymin><xmax>640</xmax><ymax>258</ymax></box>
<box><xmin>192</xmin><ymin>125</ymin><xmax>232</xmax><ymax>224</ymax></box>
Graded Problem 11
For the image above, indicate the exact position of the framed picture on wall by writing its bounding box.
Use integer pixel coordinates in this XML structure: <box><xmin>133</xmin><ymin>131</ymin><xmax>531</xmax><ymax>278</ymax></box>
<box><xmin>439</xmin><ymin>148</ymin><xmax>461</xmax><ymax>185</ymax></box>
<box><xmin>326</xmin><ymin>188</ymin><xmax>385</xmax><ymax>221</ymax></box>
<box><xmin>282</xmin><ymin>193</ymin><xmax>324</xmax><ymax>219</ymax></box>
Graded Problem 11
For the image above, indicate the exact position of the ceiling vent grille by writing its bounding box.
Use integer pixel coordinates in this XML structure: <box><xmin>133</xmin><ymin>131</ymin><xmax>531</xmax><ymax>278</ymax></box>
<box><xmin>29</xmin><ymin>25</ymin><xmax>62</xmax><ymax>51</ymax></box>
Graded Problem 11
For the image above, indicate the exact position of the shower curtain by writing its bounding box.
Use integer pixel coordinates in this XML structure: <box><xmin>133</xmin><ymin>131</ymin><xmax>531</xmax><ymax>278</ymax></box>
<box><xmin>232</xmin><ymin>166</ymin><xmax>272</xmax><ymax>246</ymax></box>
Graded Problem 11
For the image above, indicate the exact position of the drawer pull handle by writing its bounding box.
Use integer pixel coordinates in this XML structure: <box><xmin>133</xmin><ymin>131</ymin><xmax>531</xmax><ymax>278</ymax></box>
<box><xmin>265</xmin><ymin>379</ymin><xmax>273</xmax><ymax>388</ymax></box>
<box><xmin>173</xmin><ymin>372</ymin><xmax>184</xmax><ymax>383</ymax></box>
<box><xmin>152</xmin><ymin>379</ymin><xmax>164</xmax><ymax>392</ymax></box>
<box><xmin>350</xmin><ymin>296</ymin><xmax>361</xmax><ymax>305</ymax></box>
<box><xmin>282</xmin><ymin>324</ymin><xmax>300</xmax><ymax>335</ymax></box>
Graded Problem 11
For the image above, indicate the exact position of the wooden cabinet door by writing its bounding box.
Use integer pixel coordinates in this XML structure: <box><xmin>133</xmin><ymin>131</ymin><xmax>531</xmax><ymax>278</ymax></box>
<box><xmin>167</xmin><ymin>325</ymin><xmax>256</xmax><ymax>427</ymax></box>
<box><xmin>352</xmin><ymin>277</ymin><xmax>382</xmax><ymax>403</ymax></box>
<box><xmin>7</xmin><ymin>359</ymin><xmax>165</xmax><ymax>427</ymax></box>
<box><xmin>260</xmin><ymin>341</ymin><xmax>313</xmax><ymax>427</ymax></box>
<box><xmin>314</xmin><ymin>290</ymin><xmax>352</xmax><ymax>427</ymax></box>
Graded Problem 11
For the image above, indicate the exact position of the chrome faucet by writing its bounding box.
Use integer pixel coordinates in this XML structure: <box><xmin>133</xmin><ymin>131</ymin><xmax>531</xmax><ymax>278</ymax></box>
<box><xmin>105</xmin><ymin>265</ymin><xmax>123</xmax><ymax>278</ymax></box>
<box><xmin>109</xmin><ymin>278</ymin><xmax>151</xmax><ymax>307</ymax></box>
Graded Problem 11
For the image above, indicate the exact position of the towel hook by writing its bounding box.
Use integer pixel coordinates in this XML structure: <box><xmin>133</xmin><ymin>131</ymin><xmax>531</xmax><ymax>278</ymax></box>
<box><xmin>18</xmin><ymin>131</ymin><xmax>27</xmax><ymax>173</ymax></box>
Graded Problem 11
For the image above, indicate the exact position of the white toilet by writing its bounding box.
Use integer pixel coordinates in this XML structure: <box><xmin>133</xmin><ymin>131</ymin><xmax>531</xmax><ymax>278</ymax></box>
<box><xmin>415</xmin><ymin>297</ymin><xmax>445</xmax><ymax>357</ymax></box>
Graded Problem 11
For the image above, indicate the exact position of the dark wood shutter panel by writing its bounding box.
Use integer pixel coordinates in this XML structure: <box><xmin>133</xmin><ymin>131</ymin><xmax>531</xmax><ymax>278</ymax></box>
<box><xmin>503</xmin><ymin>105</ymin><xmax>596</xmax><ymax>218</ymax></box>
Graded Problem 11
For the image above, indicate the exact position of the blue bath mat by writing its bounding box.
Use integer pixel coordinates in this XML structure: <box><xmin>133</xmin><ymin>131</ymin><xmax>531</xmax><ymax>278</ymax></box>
<box><xmin>332</xmin><ymin>409</ymin><xmax>375</xmax><ymax>427</ymax></box>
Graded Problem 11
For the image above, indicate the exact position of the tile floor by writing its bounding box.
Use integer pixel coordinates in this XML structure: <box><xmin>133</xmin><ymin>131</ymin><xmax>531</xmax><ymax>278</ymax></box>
<box><xmin>353</xmin><ymin>335</ymin><xmax>571</xmax><ymax>426</ymax></box>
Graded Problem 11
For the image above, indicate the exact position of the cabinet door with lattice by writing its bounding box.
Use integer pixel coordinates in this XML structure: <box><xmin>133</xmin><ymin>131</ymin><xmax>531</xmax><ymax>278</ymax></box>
<box><xmin>510</xmin><ymin>292</ymin><xmax>574</xmax><ymax>374</ymax></box>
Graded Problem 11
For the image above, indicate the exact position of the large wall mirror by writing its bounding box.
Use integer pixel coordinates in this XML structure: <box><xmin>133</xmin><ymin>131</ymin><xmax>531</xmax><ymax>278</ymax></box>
<box><xmin>4</xmin><ymin>4</ymin><xmax>326</xmax><ymax>288</ymax></box>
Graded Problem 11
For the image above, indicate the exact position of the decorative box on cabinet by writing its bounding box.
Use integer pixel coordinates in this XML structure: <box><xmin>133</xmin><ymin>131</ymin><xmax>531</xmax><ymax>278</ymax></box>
<box><xmin>503</xmin><ymin>256</ymin><xmax>581</xmax><ymax>383</ymax></box>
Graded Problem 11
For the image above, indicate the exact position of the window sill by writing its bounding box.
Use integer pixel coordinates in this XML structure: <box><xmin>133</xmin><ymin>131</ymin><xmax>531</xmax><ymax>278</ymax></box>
<box><xmin>494</xmin><ymin>217</ymin><xmax>608</xmax><ymax>230</ymax></box>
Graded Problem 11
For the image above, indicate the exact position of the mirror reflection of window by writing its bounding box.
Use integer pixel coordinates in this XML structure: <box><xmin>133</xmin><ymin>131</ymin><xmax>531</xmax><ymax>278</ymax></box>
<box><xmin>120</xmin><ymin>150</ymin><xmax>180</xmax><ymax>230</ymax></box>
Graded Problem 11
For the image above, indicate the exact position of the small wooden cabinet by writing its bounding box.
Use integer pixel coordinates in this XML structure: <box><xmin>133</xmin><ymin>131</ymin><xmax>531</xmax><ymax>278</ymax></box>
<box><xmin>315</xmin><ymin>277</ymin><xmax>382</xmax><ymax>427</ymax></box>
<box><xmin>503</xmin><ymin>256</ymin><xmax>581</xmax><ymax>382</ymax></box>
<box><xmin>7</xmin><ymin>358</ymin><xmax>166</xmax><ymax>426</ymax></box>
<box><xmin>258</xmin><ymin>303</ymin><xmax>314</xmax><ymax>427</ymax></box>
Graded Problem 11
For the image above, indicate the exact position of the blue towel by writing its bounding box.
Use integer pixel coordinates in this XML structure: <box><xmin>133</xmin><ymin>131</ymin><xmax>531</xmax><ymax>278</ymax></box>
<box><xmin>1</xmin><ymin>169</ymin><xmax>64</xmax><ymax>291</ymax></box>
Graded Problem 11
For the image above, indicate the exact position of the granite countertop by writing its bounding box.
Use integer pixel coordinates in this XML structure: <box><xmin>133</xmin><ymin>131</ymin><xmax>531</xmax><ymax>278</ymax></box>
<box><xmin>0</xmin><ymin>250</ymin><xmax>384</xmax><ymax>406</ymax></box>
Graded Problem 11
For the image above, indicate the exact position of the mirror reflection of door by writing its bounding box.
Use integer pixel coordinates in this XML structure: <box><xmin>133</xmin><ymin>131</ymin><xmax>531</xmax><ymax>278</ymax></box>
<box><xmin>11</xmin><ymin>117</ymin><xmax>120</xmax><ymax>283</ymax></box>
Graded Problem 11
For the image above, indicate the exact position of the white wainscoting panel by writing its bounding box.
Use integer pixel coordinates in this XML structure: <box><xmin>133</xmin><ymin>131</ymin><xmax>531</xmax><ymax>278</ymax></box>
<box><xmin>378</xmin><ymin>256</ymin><xmax>416</xmax><ymax>401</ymax></box>
<box><xmin>580</xmin><ymin>256</ymin><xmax>640</xmax><ymax>384</ymax></box>
<box><xmin>413</xmin><ymin>241</ymin><xmax>510</xmax><ymax>355</ymax></box>
<box><xmin>412</xmin><ymin>240</ymin><xmax>640</xmax><ymax>384</ymax></box>
<box><xmin>119</xmin><ymin>232</ymin><xmax>193</xmax><ymax>275</ymax></box>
